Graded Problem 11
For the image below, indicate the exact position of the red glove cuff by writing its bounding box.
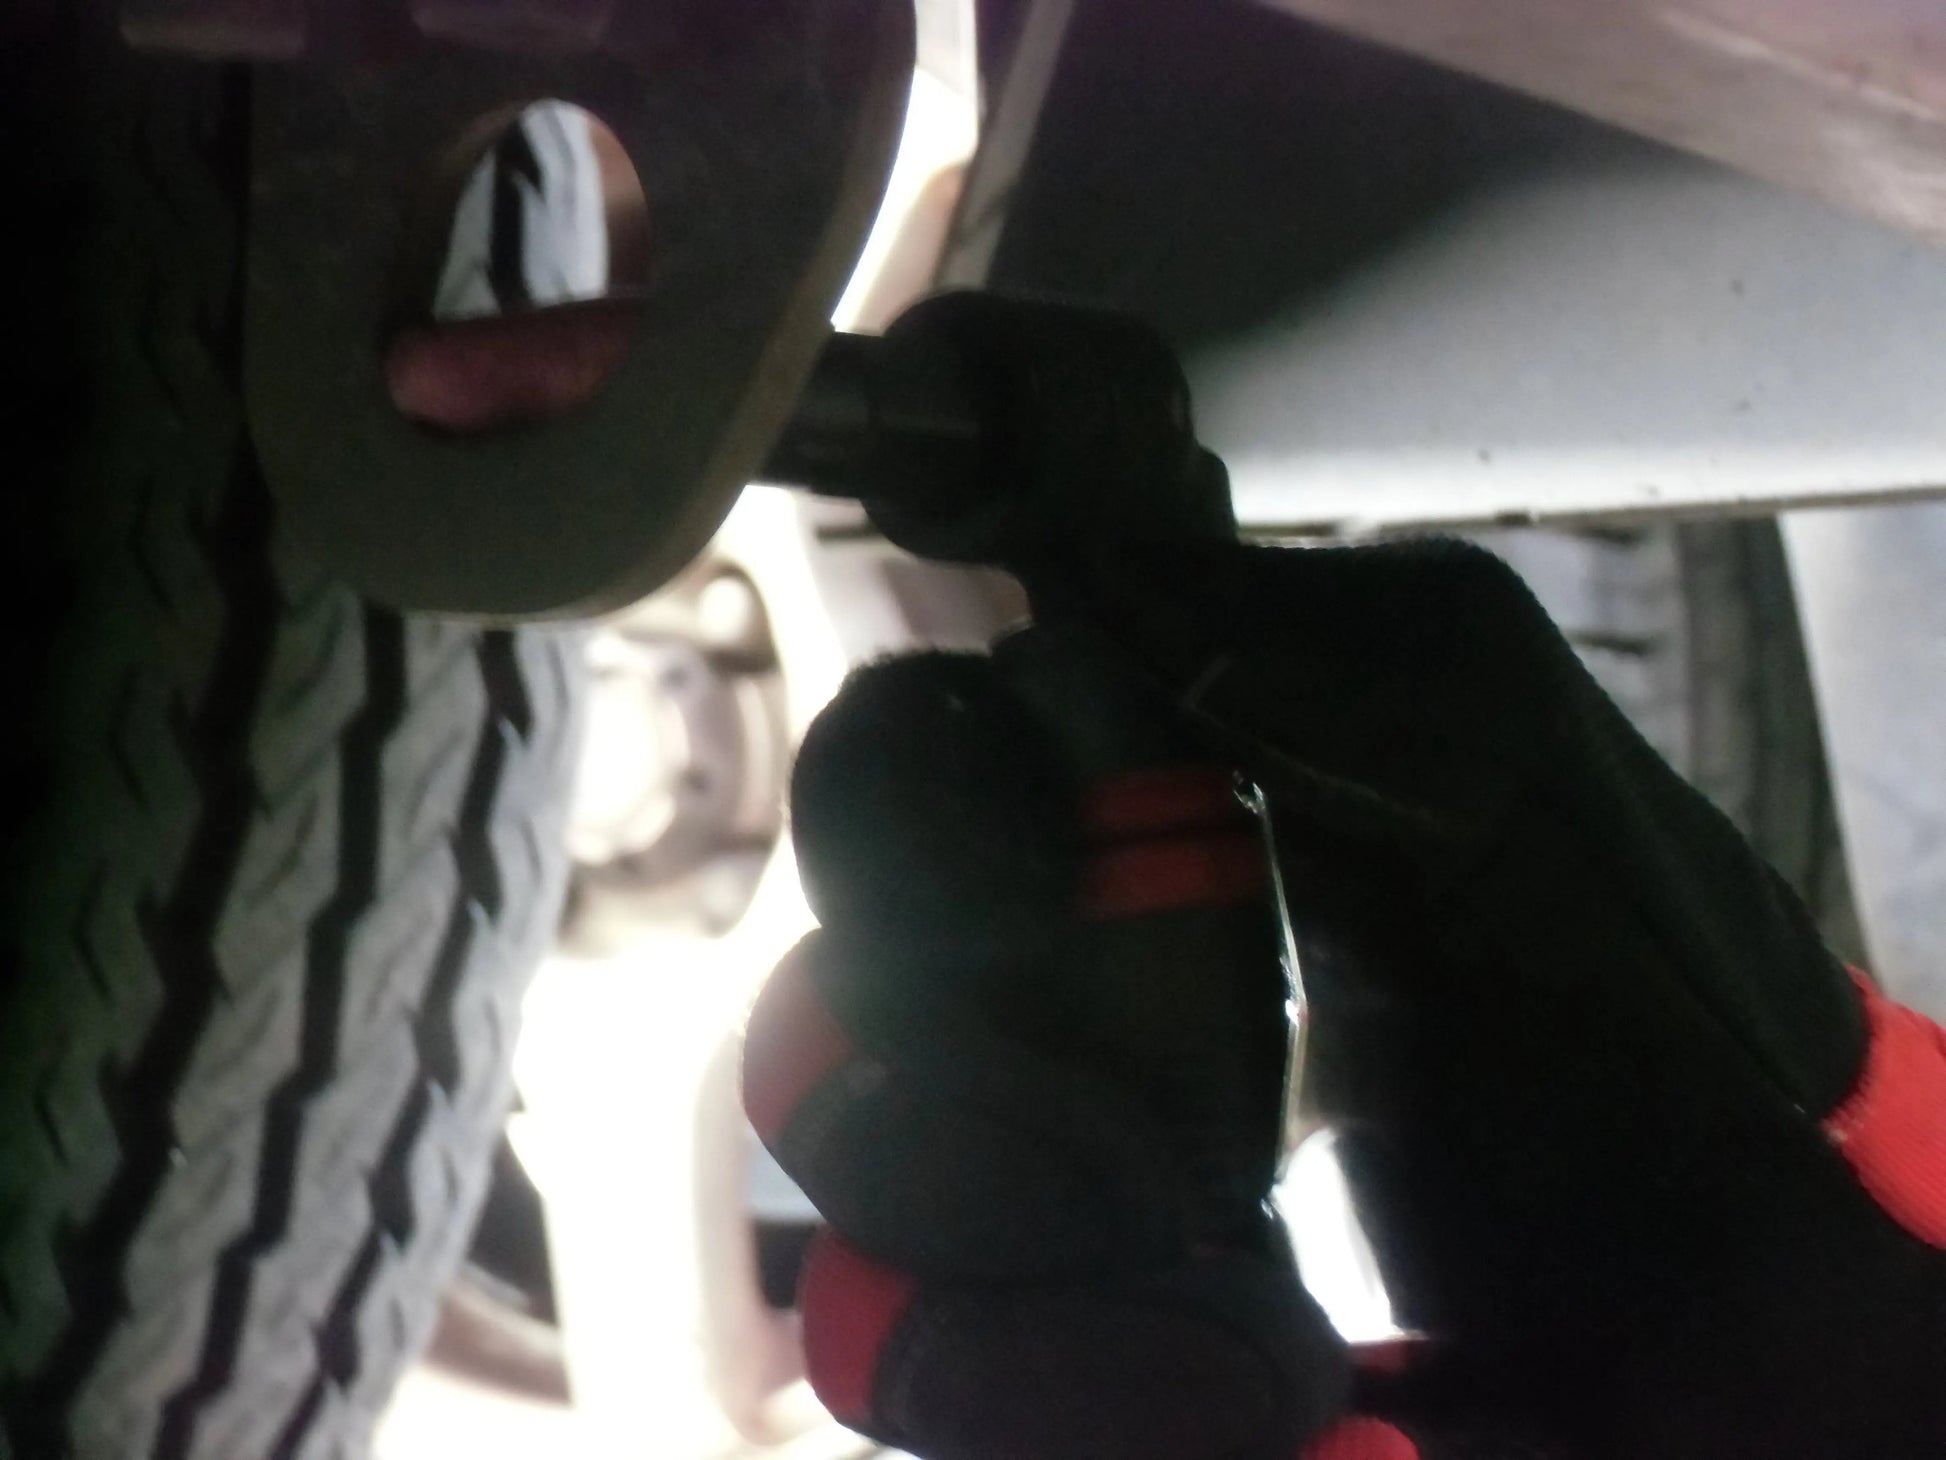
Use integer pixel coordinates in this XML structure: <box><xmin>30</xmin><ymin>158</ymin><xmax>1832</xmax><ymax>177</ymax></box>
<box><xmin>799</xmin><ymin>1235</ymin><xmax>916</xmax><ymax>1426</ymax></box>
<box><xmin>1823</xmin><ymin>973</ymin><xmax>1946</xmax><ymax>1248</ymax></box>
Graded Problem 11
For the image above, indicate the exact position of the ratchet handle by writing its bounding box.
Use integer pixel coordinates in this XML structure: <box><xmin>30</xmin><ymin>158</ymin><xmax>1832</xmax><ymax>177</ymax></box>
<box><xmin>996</xmin><ymin>631</ymin><xmax>1291</xmax><ymax>1255</ymax></box>
<box><xmin>1069</xmin><ymin>762</ymin><xmax>1290</xmax><ymax>1251</ymax></box>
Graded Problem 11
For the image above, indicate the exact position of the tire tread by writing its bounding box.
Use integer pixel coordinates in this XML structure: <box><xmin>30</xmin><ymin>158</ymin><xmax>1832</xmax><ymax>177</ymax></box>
<box><xmin>0</xmin><ymin>32</ymin><xmax>582</xmax><ymax>1460</ymax></box>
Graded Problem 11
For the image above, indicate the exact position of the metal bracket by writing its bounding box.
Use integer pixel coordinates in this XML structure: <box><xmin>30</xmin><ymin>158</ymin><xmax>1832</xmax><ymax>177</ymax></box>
<box><xmin>243</xmin><ymin>0</ymin><xmax>912</xmax><ymax>619</ymax></box>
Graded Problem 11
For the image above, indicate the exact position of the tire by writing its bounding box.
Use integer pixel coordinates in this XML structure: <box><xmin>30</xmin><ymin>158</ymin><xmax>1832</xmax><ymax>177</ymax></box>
<box><xmin>1472</xmin><ymin>520</ymin><xmax>1863</xmax><ymax>962</ymax></box>
<box><xmin>0</xmin><ymin>17</ymin><xmax>583</xmax><ymax>1460</ymax></box>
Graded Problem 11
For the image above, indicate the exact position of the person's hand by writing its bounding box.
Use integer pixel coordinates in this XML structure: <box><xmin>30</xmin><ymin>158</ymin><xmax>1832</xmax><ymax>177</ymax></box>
<box><xmin>744</xmin><ymin>539</ymin><xmax>1946</xmax><ymax>1459</ymax></box>
<box><xmin>742</xmin><ymin>642</ymin><xmax>1362</xmax><ymax>1460</ymax></box>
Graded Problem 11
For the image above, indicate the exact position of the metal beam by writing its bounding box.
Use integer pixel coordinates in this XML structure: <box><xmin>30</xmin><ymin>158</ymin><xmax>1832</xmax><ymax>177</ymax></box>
<box><xmin>1190</xmin><ymin>138</ymin><xmax>1946</xmax><ymax>537</ymax></box>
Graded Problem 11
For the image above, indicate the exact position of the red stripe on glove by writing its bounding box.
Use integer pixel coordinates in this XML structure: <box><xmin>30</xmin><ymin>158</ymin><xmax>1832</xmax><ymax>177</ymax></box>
<box><xmin>1076</xmin><ymin>768</ymin><xmax>1267</xmax><ymax>919</ymax></box>
<box><xmin>1301</xmin><ymin>1415</ymin><xmax>1422</xmax><ymax>1460</ymax></box>
<box><xmin>1080</xmin><ymin>834</ymin><xmax>1267</xmax><ymax>920</ymax></box>
<box><xmin>744</xmin><ymin>940</ymin><xmax>856</xmax><ymax>1146</ymax></box>
<box><xmin>1824</xmin><ymin>972</ymin><xmax>1946</xmax><ymax>1249</ymax></box>
<box><xmin>800</xmin><ymin>1234</ymin><xmax>916</xmax><ymax>1426</ymax></box>
<box><xmin>1082</xmin><ymin>768</ymin><xmax>1247</xmax><ymax>840</ymax></box>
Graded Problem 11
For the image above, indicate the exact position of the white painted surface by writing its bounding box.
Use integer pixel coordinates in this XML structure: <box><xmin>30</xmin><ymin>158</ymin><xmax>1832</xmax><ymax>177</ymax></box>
<box><xmin>1194</xmin><ymin>143</ymin><xmax>1946</xmax><ymax>535</ymax></box>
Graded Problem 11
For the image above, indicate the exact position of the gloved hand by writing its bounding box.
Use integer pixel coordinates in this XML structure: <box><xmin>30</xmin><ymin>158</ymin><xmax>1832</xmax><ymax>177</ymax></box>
<box><xmin>742</xmin><ymin>538</ymin><xmax>1946</xmax><ymax>1460</ymax></box>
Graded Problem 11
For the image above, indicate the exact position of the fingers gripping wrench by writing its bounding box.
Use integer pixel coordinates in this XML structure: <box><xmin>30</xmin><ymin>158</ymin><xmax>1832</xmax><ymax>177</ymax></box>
<box><xmin>766</xmin><ymin>292</ymin><xmax>1317</xmax><ymax>1219</ymax></box>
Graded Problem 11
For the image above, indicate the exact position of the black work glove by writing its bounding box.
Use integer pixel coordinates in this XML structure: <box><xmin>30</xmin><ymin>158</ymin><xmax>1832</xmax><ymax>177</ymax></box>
<box><xmin>744</xmin><ymin>538</ymin><xmax>1946</xmax><ymax>1460</ymax></box>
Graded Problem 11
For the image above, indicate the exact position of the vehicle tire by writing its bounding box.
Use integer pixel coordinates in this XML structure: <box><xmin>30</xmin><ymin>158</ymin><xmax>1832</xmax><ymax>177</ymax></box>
<box><xmin>0</xmin><ymin>16</ymin><xmax>584</xmax><ymax>1460</ymax></box>
<box><xmin>1472</xmin><ymin>520</ymin><xmax>1863</xmax><ymax>960</ymax></box>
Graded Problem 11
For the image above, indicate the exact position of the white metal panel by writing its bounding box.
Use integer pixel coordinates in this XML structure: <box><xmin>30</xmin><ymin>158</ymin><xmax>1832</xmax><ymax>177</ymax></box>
<box><xmin>1194</xmin><ymin>142</ymin><xmax>1946</xmax><ymax>535</ymax></box>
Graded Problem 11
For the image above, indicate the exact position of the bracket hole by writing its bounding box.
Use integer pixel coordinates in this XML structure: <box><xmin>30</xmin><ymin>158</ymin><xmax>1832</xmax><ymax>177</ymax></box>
<box><xmin>387</xmin><ymin>101</ymin><xmax>649</xmax><ymax>433</ymax></box>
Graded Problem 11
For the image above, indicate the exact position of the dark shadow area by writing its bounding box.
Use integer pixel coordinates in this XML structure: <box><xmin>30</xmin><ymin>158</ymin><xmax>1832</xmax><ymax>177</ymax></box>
<box><xmin>987</xmin><ymin>0</ymin><xmax>1602</xmax><ymax>352</ymax></box>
